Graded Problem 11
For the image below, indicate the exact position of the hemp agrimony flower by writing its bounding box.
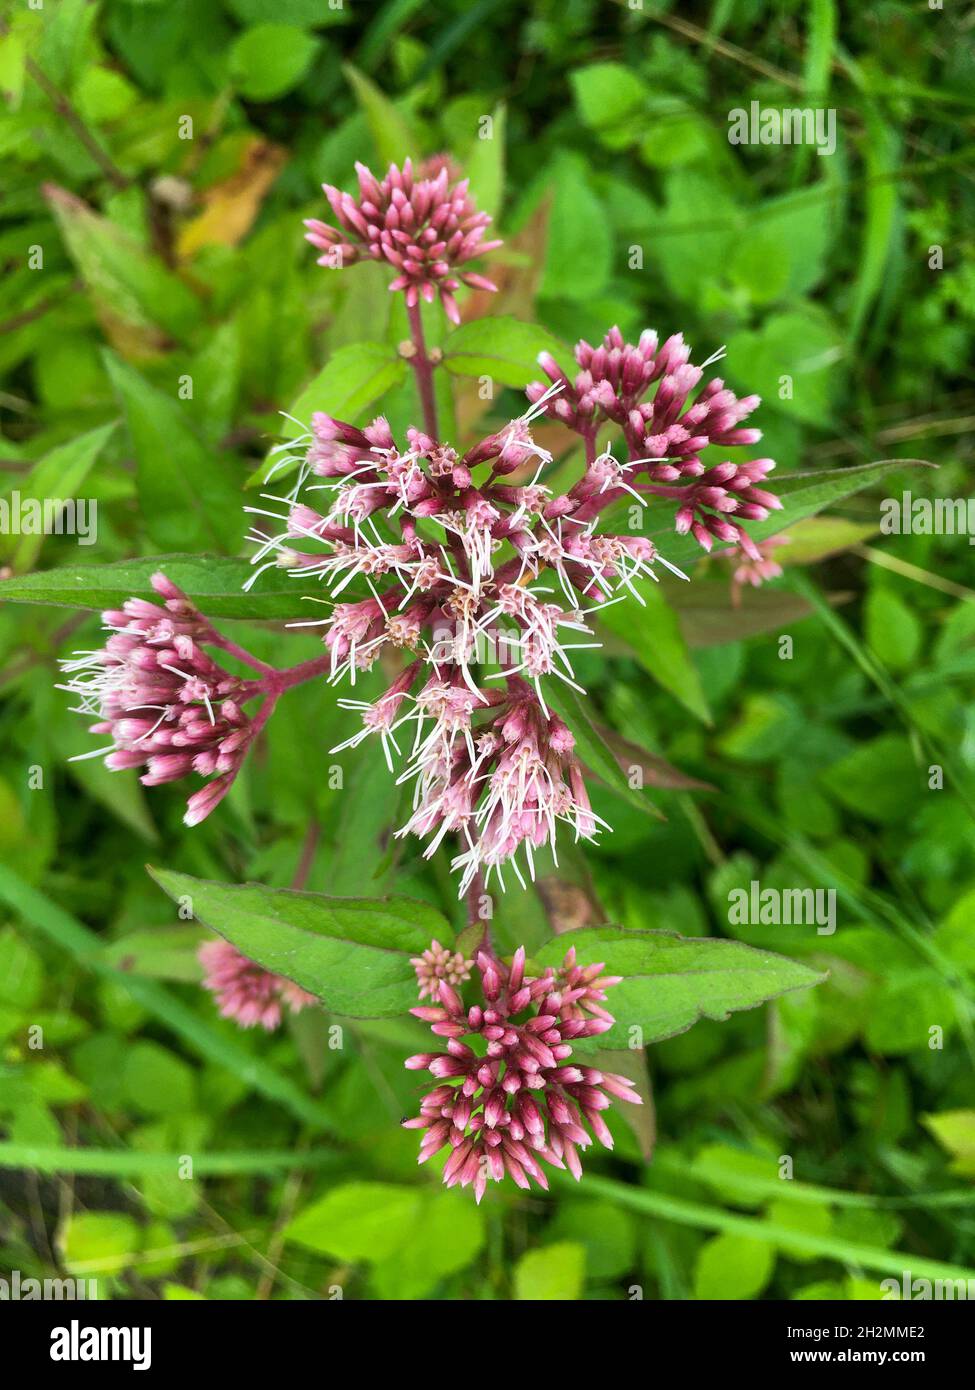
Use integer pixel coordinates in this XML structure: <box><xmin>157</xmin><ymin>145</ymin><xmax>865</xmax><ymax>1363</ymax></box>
<box><xmin>304</xmin><ymin>157</ymin><xmax>501</xmax><ymax>323</ymax></box>
<box><xmin>404</xmin><ymin>944</ymin><xmax>640</xmax><ymax>1201</ymax></box>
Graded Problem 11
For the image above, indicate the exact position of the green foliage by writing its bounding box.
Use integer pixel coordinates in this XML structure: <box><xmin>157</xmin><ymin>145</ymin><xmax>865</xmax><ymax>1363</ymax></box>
<box><xmin>1</xmin><ymin>0</ymin><xmax>973</xmax><ymax>1306</ymax></box>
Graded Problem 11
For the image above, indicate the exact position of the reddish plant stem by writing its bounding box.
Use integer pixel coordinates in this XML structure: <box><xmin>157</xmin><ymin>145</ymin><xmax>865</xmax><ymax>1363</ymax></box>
<box><xmin>208</xmin><ymin>632</ymin><xmax>275</xmax><ymax>675</ymax></box>
<box><xmin>266</xmin><ymin>653</ymin><xmax>333</xmax><ymax>694</ymax></box>
<box><xmin>406</xmin><ymin>300</ymin><xmax>439</xmax><ymax>441</ymax></box>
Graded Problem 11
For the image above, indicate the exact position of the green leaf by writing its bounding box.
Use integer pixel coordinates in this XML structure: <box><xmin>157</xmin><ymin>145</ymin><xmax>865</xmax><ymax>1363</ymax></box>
<box><xmin>229</xmin><ymin>24</ymin><xmax>320</xmax><ymax>102</ymax></box>
<box><xmin>343</xmin><ymin>63</ymin><xmax>419</xmax><ymax>167</ymax></box>
<box><xmin>535</xmin><ymin>926</ymin><xmax>826</xmax><ymax>1049</ymax></box>
<box><xmin>0</xmin><ymin>421</ymin><xmax>116</xmax><ymax>568</ymax></box>
<box><xmin>44</xmin><ymin>185</ymin><xmax>201</xmax><ymax>348</ymax></box>
<box><xmin>922</xmin><ymin>1111</ymin><xmax>975</xmax><ymax>1177</ymax></box>
<box><xmin>694</xmin><ymin>1233</ymin><xmax>775</xmax><ymax>1299</ymax></box>
<box><xmin>655</xmin><ymin>170</ymin><xmax>742</xmax><ymax>299</ymax></box>
<box><xmin>0</xmin><ymin>864</ymin><xmax>335</xmax><ymax>1132</ymax></box>
<box><xmin>286</xmin><ymin>1181</ymin><xmax>484</xmax><ymax>1297</ymax></box>
<box><xmin>595</xmin><ymin>578</ymin><xmax>711</xmax><ymax>723</ymax></box>
<box><xmin>466</xmin><ymin>103</ymin><xmax>506</xmax><ymax>220</ymax></box>
<box><xmin>0</xmin><ymin>927</ymin><xmax>43</xmax><ymax>1008</ymax></box>
<box><xmin>0</xmin><ymin>554</ymin><xmax>304</xmax><ymax>620</ymax></box>
<box><xmin>513</xmin><ymin>1242</ymin><xmax>586</xmax><ymax>1300</ymax></box>
<box><xmin>121</xmin><ymin>1040</ymin><xmax>196</xmax><ymax>1117</ymax></box>
<box><xmin>104</xmin><ymin>353</ymin><xmax>241</xmax><ymax>553</ymax></box>
<box><xmin>819</xmin><ymin>733</ymin><xmax>919</xmax><ymax>825</ymax></box>
<box><xmin>725</xmin><ymin>303</ymin><xmax>842</xmax><ymax>426</ymax></box>
<box><xmin>287</xmin><ymin>1181</ymin><xmax>422</xmax><ymax>1261</ymax></box>
<box><xmin>539</xmin><ymin>158</ymin><xmax>611</xmax><ymax>301</ymax></box>
<box><xmin>61</xmin><ymin>1211</ymin><xmax>140</xmax><ymax>1277</ymax></box>
<box><xmin>246</xmin><ymin>342</ymin><xmax>406</xmax><ymax>489</ymax></box>
<box><xmin>864</xmin><ymin>588</ymin><xmax>922</xmax><ymax>672</ymax></box>
<box><xmin>570</xmin><ymin>62</ymin><xmax>647</xmax><ymax>146</ymax></box>
<box><xmin>442</xmin><ymin>314</ymin><xmax>572</xmax><ymax>388</ymax></box>
<box><xmin>148</xmin><ymin>868</ymin><xmax>453</xmax><ymax>1018</ymax></box>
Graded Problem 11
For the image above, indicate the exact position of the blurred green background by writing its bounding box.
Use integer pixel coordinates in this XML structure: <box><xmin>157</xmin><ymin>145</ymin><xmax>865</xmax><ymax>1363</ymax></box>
<box><xmin>1</xmin><ymin>0</ymin><xmax>974</xmax><ymax>1300</ymax></box>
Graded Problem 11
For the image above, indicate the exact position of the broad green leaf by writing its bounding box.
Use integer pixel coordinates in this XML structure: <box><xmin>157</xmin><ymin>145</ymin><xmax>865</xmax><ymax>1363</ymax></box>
<box><xmin>513</xmin><ymin>1242</ymin><xmax>586</xmax><ymax>1300</ymax></box>
<box><xmin>45</xmin><ymin>185</ymin><xmax>201</xmax><ymax>351</ymax></box>
<box><xmin>0</xmin><ymin>866</ymin><xmax>335</xmax><ymax>1132</ymax></box>
<box><xmin>922</xmin><ymin>1111</ymin><xmax>975</xmax><ymax>1177</ymax></box>
<box><xmin>539</xmin><ymin>158</ymin><xmax>611</xmax><ymax>301</ymax></box>
<box><xmin>595</xmin><ymin>578</ymin><xmax>711</xmax><ymax>723</ymax></box>
<box><xmin>694</xmin><ymin>1233</ymin><xmax>775</xmax><ymax>1299</ymax></box>
<box><xmin>246</xmin><ymin>341</ymin><xmax>406</xmax><ymax>488</ymax></box>
<box><xmin>655</xmin><ymin>169</ymin><xmax>742</xmax><ymax>298</ymax></box>
<box><xmin>819</xmin><ymin>733</ymin><xmax>919</xmax><ymax>824</ymax></box>
<box><xmin>229</xmin><ymin>24</ymin><xmax>320</xmax><ymax>101</ymax></box>
<box><xmin>286</xmin><ymin>1182</ymin><xmax>423</xmax><ymax>1261</ymax></box>
<box><xmin>725</xmin><ymin>303</ymin><xmax>842</xmax><ymax>427</ymax></box>
<box><xmin>371</xmin><ymin>1192</ymin><xmax>485</xmax><ymax>1298</ymax></box>
<box><xmin>547</xmin><ymin>1200</ymin><xmax>636</xmax><ymax>1279</ymax></box>
<box><xmin>443</xmin><ymin>314</ymin><xmax>573</xmax><ymax>388</ymax></box>
<box><xmin>535</xmin><ymin>926</ymin><xmax>826</xmax><ymax>1049</ymax></box>
<box><xmin>0</xmin><ymin>554</ymin><xmax>304</xmax><ymax>620</ymax></box>
<box><xmin>864</xmin><ymin>588</ymin><xmax>922</xmax><ymax>672</ymax></box>
<box><xmin>148</xmin><ymin>867</ymin><xmax>453</xmax><ymax>1018</ymax></box>
<box><xmin>731</xmin><ymin>185</ymin><xmax>834</xmax><ymax>302</ymax></box>
<box><xmin>61</xmin><ymin>1211</ymin><xmax>140</xmax><ymax>1277</ymax></box>
<box><xmin>286</xmin><ymin>1181</ymin><xmax>484</xmax><ymax>1297</ymax></box>
<box><xmin>104</xmin><ymin>353</ymin><xmax>242</xmax><ymax>553</ymax></box>
<box><xmin>122</xmin><ymin>1040</ymin><xmax>196</xmax><ymax>1117</ymax></box>
<box><xmin>570</xmin><ymin>62</ymin><xmax>647</xmax><ymax>147</ymax></box>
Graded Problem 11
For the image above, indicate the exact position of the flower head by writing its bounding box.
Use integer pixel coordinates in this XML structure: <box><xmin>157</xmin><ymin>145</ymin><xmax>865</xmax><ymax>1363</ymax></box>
<box><xmin>58</xmin><ymin>573</ymin><xmax>265</xmax><ymax>826</ymax></box>
<box><xmin>403</xmin><ymin>944</ymin><xmax>639</xmax><ymax>1202</ymax></box>
<box><xmin>723</xmin><ymin>533</ymin><xmax>788</xmax><ymax>589</ymax></box>
<box><xmin>528</xmin><ymin>325</ymin><xmax>782</xmax><ymax>559</ymax></box>
<box><xmin>199</xmin><ymin>940</ymin><xmax>317</xmax><ymax>1031</ymax></box>
<box><xmin>304</xmin><ymin>157</ymin><xmax>501</xmax><ymax>323</ymax></box>
<box><xmin>248</xmin><ymin>387</ymin><xmax>676</xmax><ymax>890</ymax></box>
<box><xmin>412</xmin><ymin>939</ymin><xmax>475</xmax><ymax>1001</ymax></box>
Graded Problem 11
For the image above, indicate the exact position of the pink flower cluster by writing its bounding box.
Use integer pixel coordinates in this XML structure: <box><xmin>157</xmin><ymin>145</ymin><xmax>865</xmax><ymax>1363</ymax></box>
<box><xmin>528</xmin><ymin>326</ymin><xmax>782</xmax><ymax>559</ymax></box>
<box><xmin>250</xmin><ymin>388</ymin><xmax>681</xmax><ymax>890</ymax></box>
<box><xmin>304</xmin><ymin>157</ymin><xmax>500</xmax><ymax>323</ymax></box>
<box><xmin>58</xmin><ymin>574</ymin><xmax>265</xmax><ymax>826</ymax></box>
<box><xmin>412</xmin><ymin>939</ymin><xmax>475</xmax><ymax>1001</ymax></box>
<box><xmin>199</xmin><ymin>940</ymin><xmax>316</xmax><ymax>1031</ymax></box>
<box><xmin>249</xmin><ymin>319</ymin><xmax>779</xmax><ymax>889</ymax></box>
<box><xmin>404</xmin><ymin>944</ymin><xmax>640</xmax><ymax>1201</ymax></box>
